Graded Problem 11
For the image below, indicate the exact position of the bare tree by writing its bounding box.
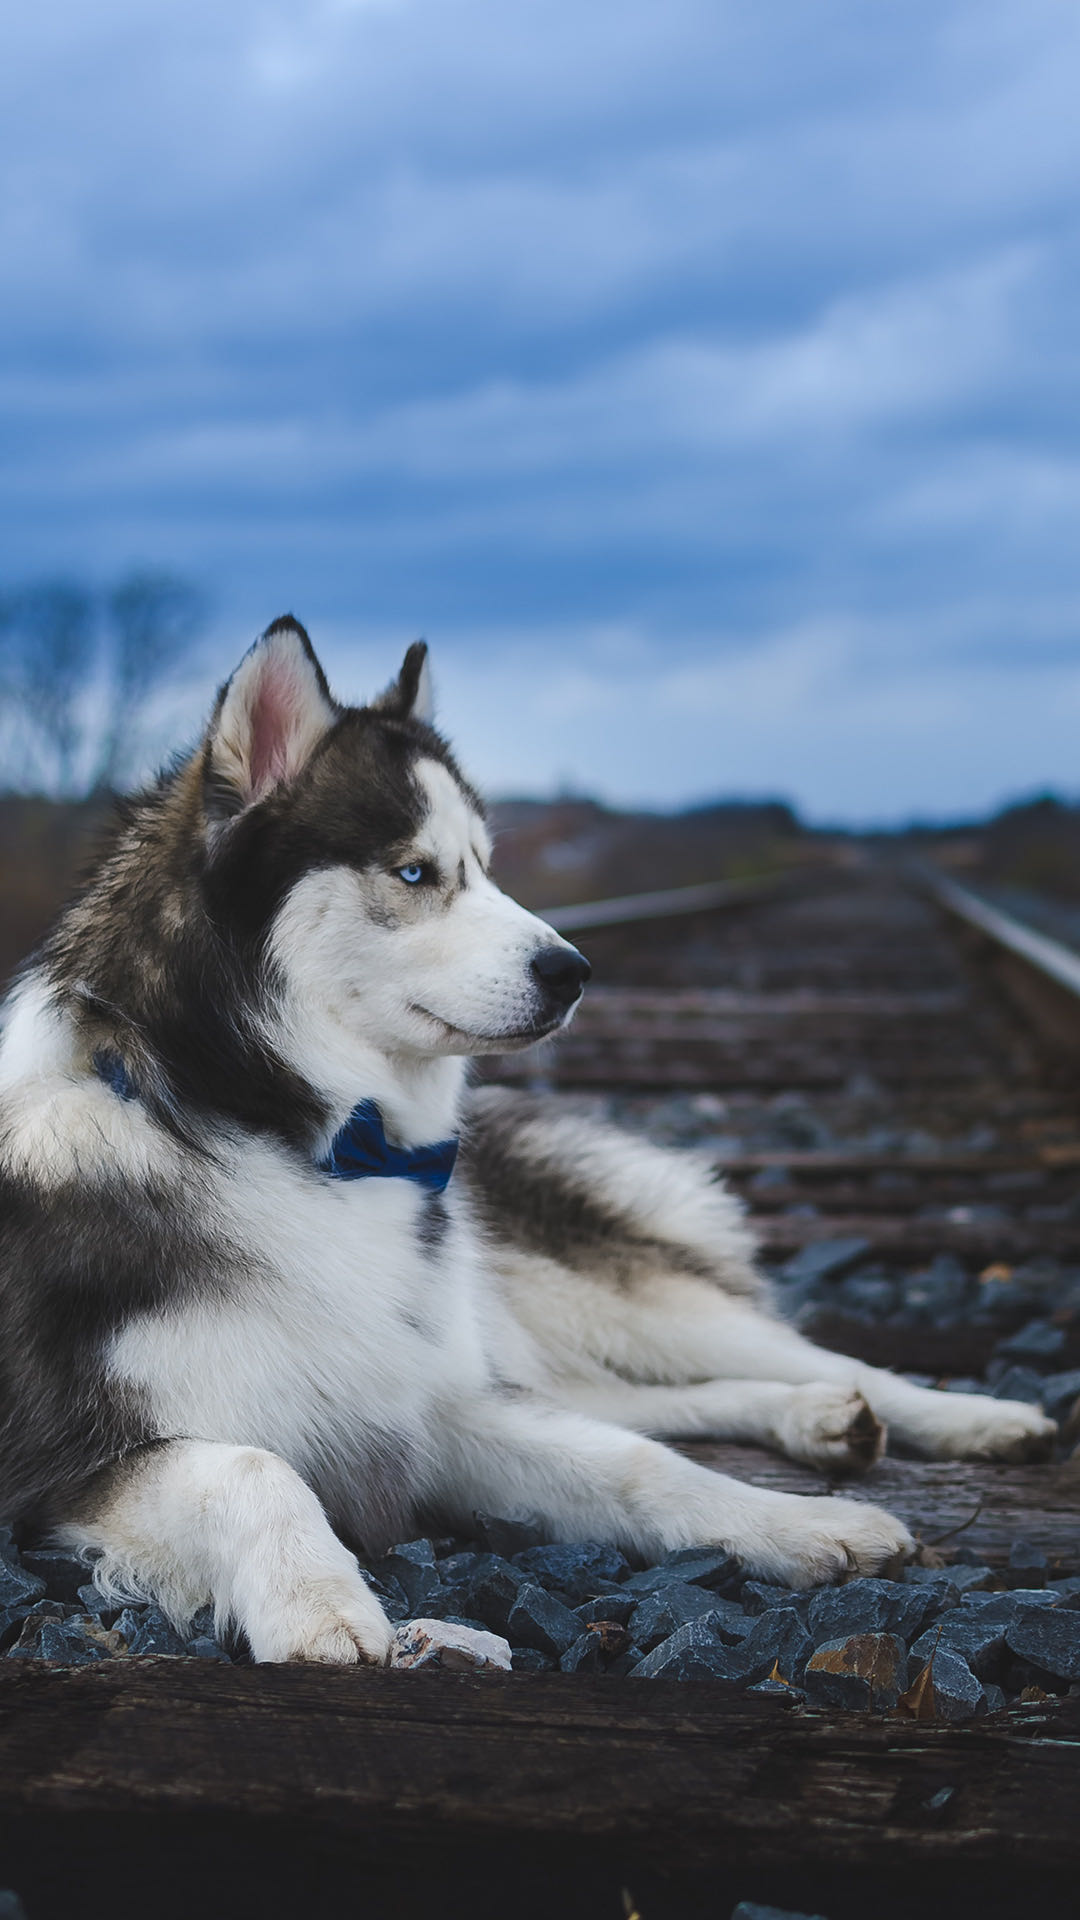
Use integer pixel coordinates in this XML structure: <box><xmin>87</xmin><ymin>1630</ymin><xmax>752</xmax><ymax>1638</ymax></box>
<box><xmin>96</xmin><ymin>571</ymin><xmax>206</xmax><ymax>792</ymax></box>
<box><xmin>0</xmin><ymin>570</ymin><xmax>206</xmax><ymax>797</ymax></box>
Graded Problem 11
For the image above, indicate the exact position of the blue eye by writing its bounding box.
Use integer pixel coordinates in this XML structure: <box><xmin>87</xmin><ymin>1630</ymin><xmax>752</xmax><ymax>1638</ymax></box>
<box><xmin>398</xmin><ymin>864</ymin><xmax>424</xmax><ymax>885</ymax></box>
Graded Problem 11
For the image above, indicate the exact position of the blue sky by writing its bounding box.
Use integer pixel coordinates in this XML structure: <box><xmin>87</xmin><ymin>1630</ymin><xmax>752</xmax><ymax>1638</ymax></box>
<box><xmin>4</xmin><ymin>0</ymin><xmax>1080</xmax><ymax>820</ymax></box>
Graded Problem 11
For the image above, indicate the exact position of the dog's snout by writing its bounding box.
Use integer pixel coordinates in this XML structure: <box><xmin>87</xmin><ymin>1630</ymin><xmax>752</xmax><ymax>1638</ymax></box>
<box><xmin>531</xmin><ymin>943</ymin><xmax>591</xmax><ymax>1009</ymax></box>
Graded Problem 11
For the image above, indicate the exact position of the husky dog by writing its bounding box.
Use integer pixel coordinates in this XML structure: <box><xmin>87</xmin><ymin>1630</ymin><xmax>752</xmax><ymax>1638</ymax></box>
<box><xmin>0</xmin><ymin>622</ymin><xmax>1055</xmax><ymax>1663</ymax></box>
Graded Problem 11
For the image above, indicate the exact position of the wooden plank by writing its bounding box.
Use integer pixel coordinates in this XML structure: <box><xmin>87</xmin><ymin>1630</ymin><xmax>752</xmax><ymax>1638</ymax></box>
<box><xmin>800</xmin><ymin>1311</ymin><xmax>1080</xmax><ymax>1379</ymax></box>
<box><xmin>717</xmin><ymin>1150</ymin><xmax>1051</xmax><ymax>1175</ymax></box>
<box><xmin>754</xmin><ymin>1212</ymin><xmax>1080</xmax><ymax>1262</ymax></box>
<box><xmin>0</xmin><ymin>1658</ymin><xmax>1076</xmax><ymax>1875</ymax></box>
<box><xmin>680</xmin><ymin>1443</ymin><xmax>1080</xmax><ymax>1568</ymax></box>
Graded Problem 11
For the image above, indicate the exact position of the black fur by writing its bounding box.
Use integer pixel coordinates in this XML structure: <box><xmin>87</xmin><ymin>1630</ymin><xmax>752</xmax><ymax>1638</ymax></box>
<box><xmin>0</xmin><ymin>1165</ymin><xmax>237</xmax><ymax>1528</ymax></box>
<box><xmin>461</xmin><ymin>1087</ymin><xmax>717</xmax><ymax>1288</ymax></box>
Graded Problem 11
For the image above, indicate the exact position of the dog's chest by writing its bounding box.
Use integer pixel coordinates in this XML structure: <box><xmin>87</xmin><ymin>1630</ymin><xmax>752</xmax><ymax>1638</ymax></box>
<box><xmin>107</xmin><ymin>1153</ymin><xmax>487</xmax><ymax>1480</ymax></box>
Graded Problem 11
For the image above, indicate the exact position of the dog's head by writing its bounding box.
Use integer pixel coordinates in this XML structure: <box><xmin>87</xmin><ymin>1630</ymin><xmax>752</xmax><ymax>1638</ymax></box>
<box><xmin>198</xmin><ymin>617</ymin><xmax>589</xmax><ymax>1058</ymax></box>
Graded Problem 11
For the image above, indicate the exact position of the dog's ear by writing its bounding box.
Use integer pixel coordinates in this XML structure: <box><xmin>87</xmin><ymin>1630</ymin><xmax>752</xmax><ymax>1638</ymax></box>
<box><xmin>371</xmin><ymin>641</ymin><xmax>435</xmax><ymax>725</ymax></box>
<box><xmin>204</xmin><ymin>617</ymin><xmax>337</xmax><ymax>818</ymax></box>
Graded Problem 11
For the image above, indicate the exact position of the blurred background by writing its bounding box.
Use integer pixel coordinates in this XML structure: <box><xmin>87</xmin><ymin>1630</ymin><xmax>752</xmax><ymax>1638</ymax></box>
<box><xmin>3</xmin><ymin>0</ymin><xmax>1080</xmax><ymax>978</ymax></box>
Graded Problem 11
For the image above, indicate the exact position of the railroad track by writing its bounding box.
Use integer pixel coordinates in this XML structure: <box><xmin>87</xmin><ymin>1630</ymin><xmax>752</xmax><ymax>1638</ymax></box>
<box><xmin>3</xmin><ymin>860</ymin><xmax>1079</xmax><ymax>1920</ymax></box>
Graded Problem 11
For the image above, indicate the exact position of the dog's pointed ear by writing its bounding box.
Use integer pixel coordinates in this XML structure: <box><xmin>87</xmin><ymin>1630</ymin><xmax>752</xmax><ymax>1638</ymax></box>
<box><xmin>204</xmin><ymin>617</ymin><xmax>337</xmax><ymax>818</ymax></box>
<box><xmin>372</xmin><ymin>640</ymin><xmax>434</xmax><ymax>725</ymax></box>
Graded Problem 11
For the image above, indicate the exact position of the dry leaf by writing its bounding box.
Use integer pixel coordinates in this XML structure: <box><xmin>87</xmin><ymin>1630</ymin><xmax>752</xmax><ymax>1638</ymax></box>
<box><xmin>899</xmin><ymin>1660</ymin><xmax>938</xmax><ymax>1721</ymax></box>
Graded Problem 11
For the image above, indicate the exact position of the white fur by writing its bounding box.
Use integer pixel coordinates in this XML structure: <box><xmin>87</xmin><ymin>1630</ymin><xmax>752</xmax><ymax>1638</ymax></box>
<box><xmin>57</xmin><ymin>1441</ymin><xmax>393</xmax><ymax>1664</ymax></box>
<box><xmin>0</xmin><ymin>978</ymin><xmax>176</xmax><ymax>1188</ymax></box>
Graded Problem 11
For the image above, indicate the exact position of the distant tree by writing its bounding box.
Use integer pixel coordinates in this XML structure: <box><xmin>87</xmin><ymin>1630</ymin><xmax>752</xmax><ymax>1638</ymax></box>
<box><xmin>0</xmin><ymin>569</ymin><xmax>206</xmax><ymax>796</ymax></box>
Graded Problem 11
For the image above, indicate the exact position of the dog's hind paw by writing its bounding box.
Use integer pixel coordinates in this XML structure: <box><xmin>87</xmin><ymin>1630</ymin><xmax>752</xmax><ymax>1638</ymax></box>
<box><xmin>894</xmin><ymin>1391</ymin><xmax>1057</xmax><ymax>1463</ymax></box>
<box><xmin>778</xmin><ymin>1384</ymin><xmax>886</xmax><ymax>1476</ymax></box>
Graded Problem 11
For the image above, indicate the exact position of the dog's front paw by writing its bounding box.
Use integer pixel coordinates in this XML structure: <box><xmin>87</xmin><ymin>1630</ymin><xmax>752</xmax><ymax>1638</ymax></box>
<box><xmin>778</xmin><ymin>1385</ymin><xmax>886</xmax><ymax>1476</ymax></box>
<box><xmin>744</xmin><ymin>1492</ymin><xmax>914</xmax><ymax>1589</ymax></box>
<box><xmin>248</xmin><ymin>1571</ymin><xmax>394</xmax><ymax>1666</ymax></box>
<box><xmin>904</xmin><ymin>1392</ymin><xmax>1056</xmax><ymax>1463</ymax></box>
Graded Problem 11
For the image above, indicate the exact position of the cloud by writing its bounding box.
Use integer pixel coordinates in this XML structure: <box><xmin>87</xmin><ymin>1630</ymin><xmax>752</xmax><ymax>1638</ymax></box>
<box><xmin>3</xmin><ymin>0</ymin><xmax>1080</xmax><ymax>815</ymax></box>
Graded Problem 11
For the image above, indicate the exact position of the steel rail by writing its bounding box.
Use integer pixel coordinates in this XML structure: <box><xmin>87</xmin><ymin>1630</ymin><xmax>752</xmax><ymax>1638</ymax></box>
<box><xmin>541</xmin><ymin>870</ymin><xmax>787</xmax><ymax>933</ymax></box>
<box><xmin>919</xmin><ymin>866</ymin><xmax>1080</xmax><ymax>1055</ymax></box>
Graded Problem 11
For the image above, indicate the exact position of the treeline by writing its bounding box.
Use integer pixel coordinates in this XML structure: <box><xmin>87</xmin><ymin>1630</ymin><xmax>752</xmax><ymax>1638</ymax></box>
<box><xmin>906</xmin><ymin>794</ymin><xmax>1080</xmax><ymax>904</ymax></box>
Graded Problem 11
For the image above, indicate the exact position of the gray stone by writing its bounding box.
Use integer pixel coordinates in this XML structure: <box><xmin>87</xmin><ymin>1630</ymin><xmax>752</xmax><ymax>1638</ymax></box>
<box><xmin>559</xmin><ymin>1622</ymin><xmax>631</xmax><ymax>1672</ymax></box>
<box><xmin>112</xmin><ymin>1608</ymin><xmax>145</xmax><ymax>1648</ymax></box>
<box><xmin>904</xmin><ymin>1255</ymin><xmax>970</xmax><ymax>1317</ymax></box>
<box><xmin>0</xmin><ymin>1560</ymin><xmax>45</xmax><ymax>1611</ymax></box>
<box><xmin>779</xmin><ymin>1238</ymin><xmax>870</xmax><ymax>1286</ymax></box>
<box><xmin>803</xmin><ymin>1632</ymin><xmax>906</xmax><ymax>1711</ymax></box>
<box><xmin>390</xmin><ymin>1618</ymin><xmax>512</xmax><ymax>1672</ymax></box>
<box><xmin>1005</xmin><ymin>1540</ymin><xmax>1047</xmax><ymax>1589</ymax></box>
<box><xmin>737</xmin><ymin>1607</ymin><xmax>813</xmax><ymax>1685</ymax></box>
<box><xmin>505</xmin><ymin>1582</ymin><xmax>582</xmax><ymax>1657</ymax></box>
<box><xmin>997</xmin><ymin>1318</ymin><xmax>1066</xmax><ymax>1363</ymax></box>
<box><xmin>575</xmin><ymin>1592</ymin><xmax>637</xmax><ymax>1628</ymax></box>
<box><xmin>990</xmin><ymin>1365</ymin><xmax>1048</xmax><ymax>1405</ymax></box>
<box><xmin>127</xmin><ymin>1610</ymin><xmax>188</xmax><ymax>1657</ymax></box>
<box><xmin>22</xmin><ymin>1598</ymin><xmax>66</xmax><ymax>1620</ymax></box>
<box><xmin>511</xmin><ymin>1647</ymin><xmax>554</xmax><ymax>1672</ymax></box>
<box><xmin>807</xmin><ymin>1577</ymin><xmax>943</xmax><ymax>1646</ymax></box>
<box><xmin>20</xmin><ymin>1549</ymin><xmax>88</xmax><ymax>1604</ymax></box>
<box><xmin>473</xmin><ymin>1513</ymin><xmax>547</xmax><ymax>1558</ymax></box>
<box><xmin>514</xmin><ymin>1542</ymin><xmax>629</xmax><ymax>1603</ymax></box>
<box><xmin>658</xmin><ymin>1546</ymin><xmax>744</xmax><ymax>1593</ymax></box>
<box><xmin>957</xmin><ymin>1589</ymin><xmax>1058</xmax><ymax>1618</ymax></box>
<box><xmin>8</xmin><ymin>1615</ymin><xmax>88</xmax><ymax>1661</ymax></box>
<box><xmin>186</xmin><ymin>1634</ymin><xmax>232</xmax><ymax>1662</ymax></box>
<box><xmin>731</xmin><ymin>1906</ymin><xmax>827</xmax><ymax>1920</ymax></box>
<box><xmin>628</xmin><ymin>1580</ymin><xmax>725</xmax><ymax>1651</ymax></box>
<box><xmin>1004</xmin><ymin>1607</ymin><xmax>1080</xmax><ymax>1682</ymax></box>
<box><xmin>1040</xmin><ymin>1369</ymin><xmax>1080</xmax><ymax>1422</ymax></box>
<box><xmin>838</xmin><ymin>1275</ymin><xmax>898</xmax><ymax>1316</ymax></box>
<box><xmin>0</xmin><ymin>1892</ymin><xmax>29</xmax><ymax>1920</ymax></box>
<box><xmin>940</xmin><ymin>1563</ymin><xmax>997</xmax><ymax>1593</ymax></box>
<box><xmin>909</xmin><ymin>1610</ymin><xmax>1006</xmax><ymax>1681</ymax></box>
<box><xmin>919</xmin><ymin>1647</ymin><xmax>988</xmax><ymax>1722</ymax></box>
<box><xmin>984</xmin><ymin>1683</ymin><xmax>1006</xmax><ymax>1712</ymax></box>
<box><xmin>741</xmin><ymin>1581</ymin><xmax>805</xmax><ymax>1617</ymax></box>
<box><xmin>630</xmin><ymin>1619</ymin><xmax>751</xmax><ymax>1682</ymax></box>
<box><xmin>76</xmin><ymin>1582</ymin><xmax>114</xmax><ymax>1618</ymax></box>
<box><xmin>461</xmin><ymin>1555</ymin><xmax>526</xmax><ymax>1633</ymax></box>
<box><xmin>359</xmin><ymin>1570</ymin><xmax>409</xmax><ymax>1620</ymax></box>
<box><xmin>746</xmin><ymin>1678</ymin><xmax>807</xmax><ymax>1701</ymax></box>
<box><xmin>377</xmin><ymin>1540</ymin><xmax>440</xmax><ymax>1610</ymax></box>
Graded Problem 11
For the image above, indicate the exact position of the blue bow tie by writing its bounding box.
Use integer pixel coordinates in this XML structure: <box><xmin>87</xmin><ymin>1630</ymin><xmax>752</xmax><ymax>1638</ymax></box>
<box><xmin>92</xmin><ymin>1051</ymin><xmax>458</xmax><ymax>1193</ymax></box>
<box><xmin>319</xmin><ymin>1098</ymin><xmax>458</xmax><ymax>1192</ymax></box>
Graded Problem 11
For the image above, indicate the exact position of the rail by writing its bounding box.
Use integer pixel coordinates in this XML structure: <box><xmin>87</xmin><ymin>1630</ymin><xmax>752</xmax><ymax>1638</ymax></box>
<box><xmin>541</xmin><ymin>870</ymin><xmax>788</xmax><ymax>933</ymax></box>
<box><xmin>919</xmin><ymin>867</ymin><xmax>1080</xmax><ymax>1056</ymax></box>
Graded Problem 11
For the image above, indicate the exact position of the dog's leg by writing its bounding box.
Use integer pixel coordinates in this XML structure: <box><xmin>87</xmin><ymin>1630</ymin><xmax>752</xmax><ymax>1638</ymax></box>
<box><xmin>556</xmin><ymin>1374</ymin><xmax>885</xmax><ymax>1473</ymax></box>
<box><xmin>53</xmin><ymin>1441</ymin><xmax>394</xmax><ymax>1665</ymax></box>
<box><xmin>434</xmin><ymin>1391</ymin><xmax>912</xmax><ymax>1588</ymax></box>
<box><xmin>556</xmin><ymin>1276</ymin><xmax>1056</xmax><ymax>1463</ymax></box>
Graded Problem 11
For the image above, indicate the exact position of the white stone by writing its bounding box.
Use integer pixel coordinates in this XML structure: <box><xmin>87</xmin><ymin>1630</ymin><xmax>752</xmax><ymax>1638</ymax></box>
<box><xmin>389</xmin><ymin>1618</ymin><xmax>513</xmax><ymax>1673</ymax></box>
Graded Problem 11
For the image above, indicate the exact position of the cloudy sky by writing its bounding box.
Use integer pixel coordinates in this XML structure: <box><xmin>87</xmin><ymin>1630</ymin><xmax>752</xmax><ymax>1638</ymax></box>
<box><xmin>4</xmin><ymin>0</ymin><xmax>1080</xmax><ymax>820</ymax></box>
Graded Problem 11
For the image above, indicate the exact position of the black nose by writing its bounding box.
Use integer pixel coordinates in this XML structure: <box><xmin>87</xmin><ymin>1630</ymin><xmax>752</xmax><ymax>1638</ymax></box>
<box><xmin>531</xmin><ymin>943</ymin><xmax>591</xmax><ymax>1010</ymax></box>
